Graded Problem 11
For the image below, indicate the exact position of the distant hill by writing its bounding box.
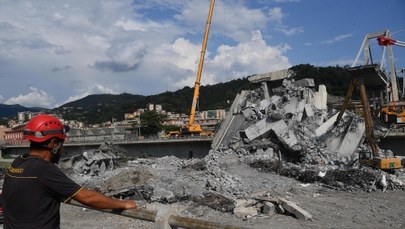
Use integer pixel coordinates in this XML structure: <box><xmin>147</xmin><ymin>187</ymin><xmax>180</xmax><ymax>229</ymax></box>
<box><xmin>1</xmin><ymin>65</ymin><xmax>356</xmax><ymax>125</ymax></box>
<box><xmin>53</xmin><ymin>77</ymin><xmax>256</xmax><ymax>124</ymax></box>
<box><xmin>0</xmin><ymin>104</ymin><xmax>46</xmax><ymax>118</ymax></box>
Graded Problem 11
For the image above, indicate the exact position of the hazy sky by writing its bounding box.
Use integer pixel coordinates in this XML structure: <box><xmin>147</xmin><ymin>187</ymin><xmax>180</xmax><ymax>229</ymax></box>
<box><xmin>1</xmin><ymin>0</ymin><xmax>404</xmax><ymax>108</ymax></box>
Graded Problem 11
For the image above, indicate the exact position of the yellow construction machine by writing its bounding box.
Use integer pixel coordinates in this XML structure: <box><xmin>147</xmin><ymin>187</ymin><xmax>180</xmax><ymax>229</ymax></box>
<box><xmin>375</xmin><ymin>32</ymin><xmax>405</xmax><ymax>126</ymax></box>
<box><xmin>180</xmin><ymin>0</ymin><xmax>215</xmax><ymax>137</ymax></box>
<box><xmin>380</xmin><ymin>102</ymin><xmax>405</xmax><ymax>125</ymax></box>
<box><xmin>335</xmin><ymin>78</ymin><xmax>402</xmax><ymax>170</ymax></box>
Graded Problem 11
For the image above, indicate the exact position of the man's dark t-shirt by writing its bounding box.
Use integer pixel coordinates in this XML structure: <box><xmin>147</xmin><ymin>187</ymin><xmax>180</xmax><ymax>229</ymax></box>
<box><xmin>2</xmin><ymin>154</ymin><xmax>82</xmax><ymax>229</ymax></box>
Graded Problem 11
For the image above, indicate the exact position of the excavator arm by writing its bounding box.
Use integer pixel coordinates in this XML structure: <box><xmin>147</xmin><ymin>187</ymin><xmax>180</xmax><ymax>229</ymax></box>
<box><xmin>335</xmin><ymin>78</ymin><xmax>402</xmax><ymax>169</ymax></box>
<box><xmin>335</xmin><ymin>79</ymin><xmax>379</xmax><ymax>156</ymax></box>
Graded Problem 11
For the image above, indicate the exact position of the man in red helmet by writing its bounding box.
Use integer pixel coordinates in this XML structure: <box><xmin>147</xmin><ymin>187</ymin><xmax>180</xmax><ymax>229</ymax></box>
<box><xmin>2</xmin><ymin>114</ymin><xmax>137</xmax><ymax>229</ymax></box>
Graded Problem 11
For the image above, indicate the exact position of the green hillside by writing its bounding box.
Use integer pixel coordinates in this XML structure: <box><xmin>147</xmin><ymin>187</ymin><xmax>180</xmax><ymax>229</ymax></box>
<box><xmin>52</xmin><ymin>64</ymin><xmax>356</xmax><ymax>124</ymax></box>
<box><xmin>1</xmin><ymin>64</ymin><xmax>358</xmax><ymax>125</ymax></box>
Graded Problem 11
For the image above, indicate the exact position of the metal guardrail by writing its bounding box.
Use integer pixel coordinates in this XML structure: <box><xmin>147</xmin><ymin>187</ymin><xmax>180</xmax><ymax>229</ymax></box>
<box><xmin>2</xmin><ymin>136</ymin><xmax>214</xmax><ymax>148</ymax></box>
<box><xmin>68</xmin><ymin>200</ymin><xmax>251</xmax><ymax>229</ymax></box>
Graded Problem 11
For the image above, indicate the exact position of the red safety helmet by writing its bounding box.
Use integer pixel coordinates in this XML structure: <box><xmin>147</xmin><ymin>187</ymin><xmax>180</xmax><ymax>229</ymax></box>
<box><xmin>23</xmin><ymin>114</ymin><xmax>68</xmax><ymax>142</ymax></box>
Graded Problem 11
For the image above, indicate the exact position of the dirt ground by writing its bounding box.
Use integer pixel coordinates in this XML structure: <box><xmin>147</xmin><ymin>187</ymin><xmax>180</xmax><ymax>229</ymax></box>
<box><xmin>3</xmin><ymin>145</ymin><xmax>405</xmax><ymax>229</ymax></box>
<box><xmin>59</xmin><ymin>168</ymin><xmax>405</xmax><ymax>229</ymax></box>
<box><xmin>1</xmin><ymin>153</ymin><xmax>404</xmax><ymax>229</ymax></box>
<box><xmin>60</xmin><ymin>188</ymin><xmax>405</xmax><ymax>229</ymax></box>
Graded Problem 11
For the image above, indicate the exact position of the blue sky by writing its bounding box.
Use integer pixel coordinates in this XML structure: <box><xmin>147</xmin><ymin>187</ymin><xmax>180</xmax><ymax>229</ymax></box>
<box><xmin>0</xmin><ymin>0</ymin><xmax>404</xmax><ymax>108</ymax></box>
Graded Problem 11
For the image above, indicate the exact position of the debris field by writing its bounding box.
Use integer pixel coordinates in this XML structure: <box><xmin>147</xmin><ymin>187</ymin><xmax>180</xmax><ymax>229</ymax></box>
<box><xmin>57</xmin><ymin>70</ymin><xmax>405</xmax><ymax>228</ymax></box>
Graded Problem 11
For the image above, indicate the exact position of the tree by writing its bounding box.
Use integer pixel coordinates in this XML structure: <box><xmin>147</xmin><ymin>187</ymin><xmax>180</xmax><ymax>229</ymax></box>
<box><xmin>139</xmin><ymin>111</ymin><xmax>166</xmax><ymax>137</ymax></box>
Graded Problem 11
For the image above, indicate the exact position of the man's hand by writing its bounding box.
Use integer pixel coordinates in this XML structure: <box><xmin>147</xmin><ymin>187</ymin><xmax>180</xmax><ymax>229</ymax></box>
<box><xmin>123</xmin><ymin>199</ymin><xmax>137</xmax><ymax>209</ymax></box>
<box><xmin>73</xmin><ymin>188</ymin><xmax>138</xmax><ymax>210</ymax></box>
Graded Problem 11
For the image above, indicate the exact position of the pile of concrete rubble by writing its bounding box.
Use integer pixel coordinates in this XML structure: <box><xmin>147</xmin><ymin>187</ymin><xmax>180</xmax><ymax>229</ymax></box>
<box><xmin>59</xmin><ymin>69</ymin><xmax>405</xmax><ymax>221</ymax></box>
<box><xmin>60</xmin><ymin>142</ymin><xmax>126</xmax><ymax>176</ymax></box>
<box><xmin>212</xmin><ymin>69</ymin><xmax>404</xmax><ymax>192</ymax></box>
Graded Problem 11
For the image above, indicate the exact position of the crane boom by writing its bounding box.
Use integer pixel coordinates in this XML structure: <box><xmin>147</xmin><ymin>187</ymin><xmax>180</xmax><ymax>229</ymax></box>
<box><xmin>187</xmin><ymin>0</ymin><xmax>215</xmax><ymax>133</ymax></box>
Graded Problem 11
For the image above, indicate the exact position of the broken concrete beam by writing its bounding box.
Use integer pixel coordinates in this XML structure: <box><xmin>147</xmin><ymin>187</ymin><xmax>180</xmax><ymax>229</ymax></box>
<box><xmin>233</xmin><ymin>91</ymin><xmax>244</xmax><ymax>114</ymax></box>
<box><xmin>211</xmin><ymin>90</ymin><xmax>248</xmax><ymax>150</ymax></box>
<box><xmin>259</xmin><ymin>99</ymin><xmax>271</xmax><ymax>113</ymax></box>
<box><xmin>337</xmin><ymin>119</ymin><xmax>365</xmax><ymax>156</ymax></box>
<box><xmin>262</xmin><ymin>202</ymin><xmax>276</xmax><ymax>216</ymax></box>
<box><xmin>242</xmin><ymin>108</ymin><xmax>254</xmax><ymax>120</ymax></box>
<box><xmin>314</xmin><ymin>84</ymin><xmax>327</xmax><ymax>110</ymax></box>
<box><xmin>262</xmin><ymin>82</ymin><xmax>271</xmax><ymax>100</ymax></box>
<box><xmin>248</xmin><ymin>69</ymin><xmax>294</xmax><ymax>83</ymax></box>
<box><xmin>244</xmin><ymin>118</ymin><xmax>286</xmax><ymax>140</ymax></box>
<box><xmin>283</xmin><ymin>97</ymin><xmax>299</xmax><ymax>115</ymax></box>
<box><xmin>275</xmin><ymin>204</ymin><xmax>285</xmax><ymax>214</ymax></box>
<box><xmin>295</xmin><ymin>100</ymin><xmax>306</xmax><ymax>121</ymax></box>
<box><xmin>269</xmin><ymin>95</ymin><xmax>282</xmax><ymax>108</ymax></box>
<box><xmin>244</xmin><ymin>119</ymin><xmax>300</xmax><ymax>151</ymax></box>
<box><xmin>279</xmin><ymin>129</ymin><xmax>301</xmax><ymax>151</ymax></box>
<box><xmin>250</xmin><ymin>194</ymin><xmax>278</xmax><ymax>206</ymax></box>
<box><xmin>315</xmin><ymin>112</ymin><xmax>346</xmax><ymax>137</ymax></box>
<box><xmin>295</xmin><ymin>78</ymin><xmax>315</xmax><ymax>88</ymax></box>
<box><xmin>304</xmin><ymin>104</ymin><xmax>314</xmax><ymax>118</ymax></box>
<box><xmin>234</xmin><ymin>199</ymin><xmax>258</xmax><ymax>208</ymax></box>
<box><xmin>278</xmin><ymin>198</ymin><xmax>312</xmax><ymax>220</ymax></box>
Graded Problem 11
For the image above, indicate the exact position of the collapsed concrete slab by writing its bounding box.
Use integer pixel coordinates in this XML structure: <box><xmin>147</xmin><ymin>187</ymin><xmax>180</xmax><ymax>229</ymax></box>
<box><xmin>233</xmin><ymin>206</ymin><xmax>258</xmax><ymax>219</ymax></box>
<box><xmin>59</xmin><ymin>142</ymin><xmax>126</xmax><ymax>176</ymax></box>
<box><xmin>244</xmin><ymin>118</ymin><xmax>301</xmax><ymax>152</ymax></box>
<box><xmin>315</xmin><ymin>112</ymin><xmax>346</xmax><ymax>137</ymax></box>
<box><xmin>314</xmin><ymin>85</ymin><xmax>328</xmax><ymax>110</ymax></box>
<box><xmin>244</xmin><ymin>118</ymin><xmax>287</xmax><ymax>141</ymax></box>
<box><xmin>278</xmin><ymin>198</ymin><xmax>313</xmax><ymax>220</ymax></box>
<box><xmin>337</xmin><ymin>119</ymin><xmax>366</xmax><ymax>156</ymax></box>
<box><xmin>210</xmin><ymin>70</ymin><xmax>383</xmax><ymax>169</ymax></box>
<box><xmin>248</xmin><ymin>69</ymin><xmax>295</xmax><ymax>84</ymax></box>
<box><xmin>295</xmin><ymin>78</ymin><xmax>315</xmax><ymax>88</ymax></box>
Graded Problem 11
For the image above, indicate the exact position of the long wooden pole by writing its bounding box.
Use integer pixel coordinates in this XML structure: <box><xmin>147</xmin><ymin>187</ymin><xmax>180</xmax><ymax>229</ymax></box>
<box><xmin>67</xmin><ymin>200</ymin><xmax>251</xmax><ymax>229</ymax></box>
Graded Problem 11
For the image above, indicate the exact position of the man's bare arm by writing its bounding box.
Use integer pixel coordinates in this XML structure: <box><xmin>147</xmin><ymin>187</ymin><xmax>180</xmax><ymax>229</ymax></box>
<box><xmin>73</xmin><ymin>188</ymin><xmax>137</xmax><ymax>209</ymax></box>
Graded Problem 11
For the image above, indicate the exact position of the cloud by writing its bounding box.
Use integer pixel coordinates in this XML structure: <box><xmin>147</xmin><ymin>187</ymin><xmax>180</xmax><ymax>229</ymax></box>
<box><xmin>268</xmin><ymin>7</ymin><xmax>284</xmax><ymax>23</ymax></box>
<box><xmin>4</xmin><ymin>87</ymin><xmax>56</xmax><ymax>108</ymax></box>
<box><xmin>62</xmin><ymin>84</ymin><xmax>117</xmax><ymax>105</ymax></box>
<box><xmin>0</xmin><ymin>0</ymin><xmax>293</xmax><ymax>108</ymax></box>
<box><xmin>207</xmin><ymin>30</ymin><xmax>291</xmax><ymax>81</ymax></box>
<box><xmin>90</xmin><ymin>42</ymin><xmax>147</xmax><ymax>72</ymax></box>
<box><xmin>52</xmin><ymin>65</ymin><xmax>72</xmax><ymax>72</ymax></box>
<box><xmin>276</xmin><ymin>26</ymin><xmax>304</xmax><ymax>36</ymax></box>
<box><xmin>274</xmin><ymin>0</ymin><xmax>300</xmax><ymax>2</ymax></box>
<box><xmin>322</xmin><ymin>33</ymin><xmax>353</xmax><ymax>44</ymax></box>
<box><xmin>174</xmin><ymin>1</ymin><xmax>272</xmax><ymax>42</ymax></box>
